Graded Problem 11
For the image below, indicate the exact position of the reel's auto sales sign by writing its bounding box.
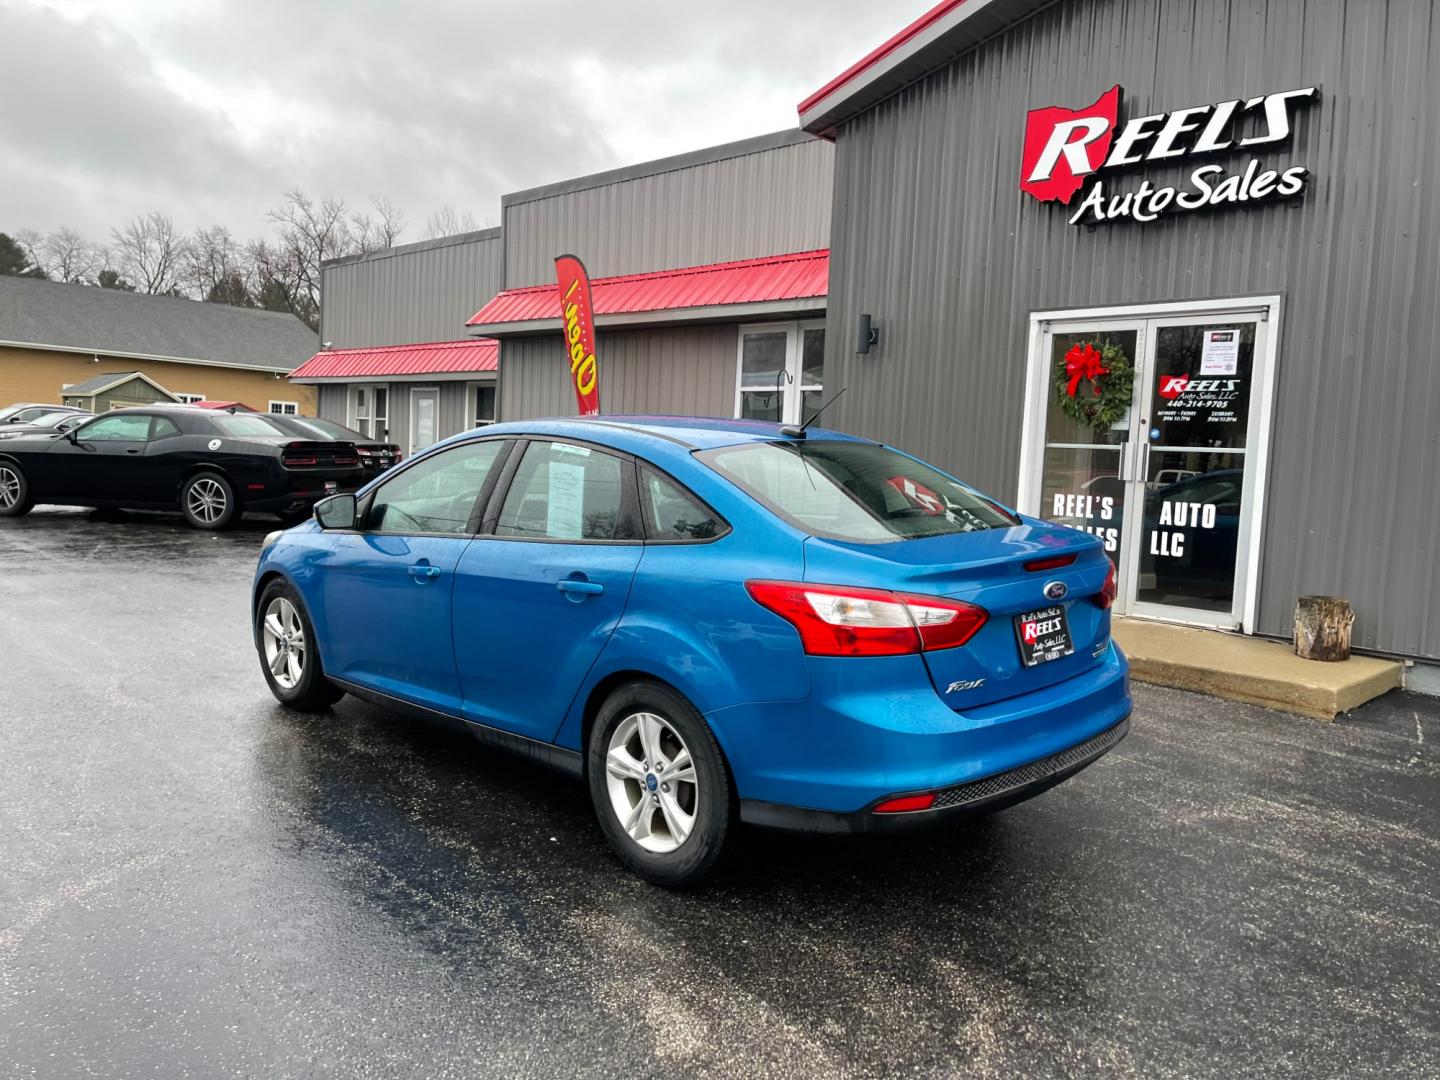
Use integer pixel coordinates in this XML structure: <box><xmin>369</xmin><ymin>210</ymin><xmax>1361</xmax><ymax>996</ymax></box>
<box><xmin>1019</xmin><ymin>85</ymin><xmax>1317</xmax><ymax>226</ymax></box>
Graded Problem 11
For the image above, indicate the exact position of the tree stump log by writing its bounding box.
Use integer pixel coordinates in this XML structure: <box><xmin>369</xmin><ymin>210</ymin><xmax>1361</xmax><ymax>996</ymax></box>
<box><xmin>1294</xmin><ymin>596</ymin><xmax>1354</xmax><ymax>662</ymax></box>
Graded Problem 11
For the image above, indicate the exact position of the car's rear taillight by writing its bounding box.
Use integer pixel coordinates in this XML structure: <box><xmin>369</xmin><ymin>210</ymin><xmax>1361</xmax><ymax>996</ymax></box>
<box><xmin>283</xmin><ymin>455</ymin><xmax>318</xmax><ymax>467</ymax></box>
<box><xmin>745</xmin><ymin>580</ymin><xmax>988</xmax><ymax>657</ymax></box>
<box><xmin>1096</xmin><ymin>557</ymin><xmax>1117</xmax><ymax>609</ymax></box>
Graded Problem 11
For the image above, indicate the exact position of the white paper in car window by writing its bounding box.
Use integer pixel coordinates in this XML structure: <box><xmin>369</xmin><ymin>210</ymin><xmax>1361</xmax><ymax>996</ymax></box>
<box><xmin>546</xmin><ymin>460</ymin><xmax>586</xmax><ymax>539</ymax></box>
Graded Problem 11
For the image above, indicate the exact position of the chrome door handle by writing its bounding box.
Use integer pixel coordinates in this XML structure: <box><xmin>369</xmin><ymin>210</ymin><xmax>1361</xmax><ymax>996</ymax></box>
<box><xmin>408</xmin><ymin>564</ymin><xmax>442</xmax><ymax>580</ymax></box>
<box><xmin>556</xmin><ymin>579</ymin><xmax>604</xmax><ymax>596</ymax></box>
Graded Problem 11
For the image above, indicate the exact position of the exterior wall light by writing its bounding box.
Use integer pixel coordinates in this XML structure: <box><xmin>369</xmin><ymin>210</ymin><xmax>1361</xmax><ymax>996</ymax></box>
<box><xmin>857</xmin><ymin>314</ymin><xmax>879</xmax><ymax>354</ymax></box>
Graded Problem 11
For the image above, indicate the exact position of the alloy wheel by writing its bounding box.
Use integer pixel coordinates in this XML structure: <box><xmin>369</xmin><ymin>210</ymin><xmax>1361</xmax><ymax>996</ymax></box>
<box><xmin>187</xmin><ymin>477</ymin><xmax>227</xmax><ymax>524</ymax></box>
<box><xmin>604</xmin><ymin>711</ymin><xmax>699</xmax><ymax>854</ymax></box>
<box><xmin>0</xmin><ymin>466</ymin><xmax>18</xmax><ymax>509</ymax></box>
<box><xmin>261</xmin><ymin>597</ymin><xmax>306</xmax><ymax>690</ymax></box>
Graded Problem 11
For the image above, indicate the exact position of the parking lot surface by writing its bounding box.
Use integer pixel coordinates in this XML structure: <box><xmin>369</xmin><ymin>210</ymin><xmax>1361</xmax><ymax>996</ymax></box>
<box><xmin>2</xmin><ymin>506</ymin><xmax>1438</xmax><ymax>1079</ymax></box>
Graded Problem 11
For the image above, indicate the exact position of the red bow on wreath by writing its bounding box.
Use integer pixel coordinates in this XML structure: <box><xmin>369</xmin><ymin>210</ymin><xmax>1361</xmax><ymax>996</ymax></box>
<box><xmin>1064</xmin><ymin>343</ymin><xmax>1109</xmax><ymax>397</ymax></box>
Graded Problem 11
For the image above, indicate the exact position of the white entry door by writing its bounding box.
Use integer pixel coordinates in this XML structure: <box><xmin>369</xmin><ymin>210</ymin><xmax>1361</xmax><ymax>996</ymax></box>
<box><xmin>1018</xmin><ymin>297</ymin><xmax>1281</xmax><ymax>632</ymax></box>
<box><xmin>409</xmin><ymin>387</ymin><xmax>440</xmax><ymax>456</ymax></box>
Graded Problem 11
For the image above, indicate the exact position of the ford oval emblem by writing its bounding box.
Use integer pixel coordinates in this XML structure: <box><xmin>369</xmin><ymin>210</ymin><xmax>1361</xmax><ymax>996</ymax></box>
<box><xmin>1043</xmin><ymin>580</ymin><xmax>1068</xmax><ymax>601</ymax></box>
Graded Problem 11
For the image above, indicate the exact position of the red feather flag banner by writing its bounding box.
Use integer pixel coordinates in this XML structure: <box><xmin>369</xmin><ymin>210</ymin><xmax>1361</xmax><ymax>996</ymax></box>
<box><xmin>554</xmin><ymin>254</ymin><xmax>600</xmax><ymax>416</ymax></box>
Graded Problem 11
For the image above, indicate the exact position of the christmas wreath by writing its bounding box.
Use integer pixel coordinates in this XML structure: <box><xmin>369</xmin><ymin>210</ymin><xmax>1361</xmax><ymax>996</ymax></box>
<box><xmin>1052</xmin><ymin>340</ymin><xmax>1134</xmax><ymax>433</ymax></box>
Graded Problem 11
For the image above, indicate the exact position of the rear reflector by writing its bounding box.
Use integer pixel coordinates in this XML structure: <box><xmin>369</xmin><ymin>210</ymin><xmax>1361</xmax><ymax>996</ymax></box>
<box><xmin>873</xmin><ymin>794</ymin><xmax>936</xmax><ymax>814</ymax></box>
<box><xmin>1023</xmin><ymin>554</ymin><xmax>1078</xmax><ymax>572</ymax></box>
<box><xmin>745</xmin><ymin>580</ymin><xmax>987</xmax><ymax>657</ymax></box>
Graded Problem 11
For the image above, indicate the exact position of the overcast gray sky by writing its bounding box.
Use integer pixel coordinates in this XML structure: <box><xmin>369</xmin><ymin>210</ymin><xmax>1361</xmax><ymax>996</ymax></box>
<box><xmin>1</xmin><ymin>0</ymin><xmax>933</xmax><ymax>243</ymax></box>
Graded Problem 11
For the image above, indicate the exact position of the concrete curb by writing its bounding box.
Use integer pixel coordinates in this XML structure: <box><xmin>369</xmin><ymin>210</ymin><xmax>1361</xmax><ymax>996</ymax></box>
<box><xmin>1112</xmin><ymin>618</ymin><xmax>1403</xmax><ymax>721</ymax></box>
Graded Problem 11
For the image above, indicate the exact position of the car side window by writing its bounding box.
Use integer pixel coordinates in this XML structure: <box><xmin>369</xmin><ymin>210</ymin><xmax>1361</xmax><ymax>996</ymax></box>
<box><xmin>640</xmin><ymin>467</ymin><xmax>727</xmax><ymax>541</ymax></box>
<box><xmin>150</xmin><ymin>416</ymin><xmax>182</xmax><ymax>440</ymax></box>
<box><xmin>75</xmin><ymin>414</ymin><xmax>153</xmax><ymax>441</ymax></box>
<box><xmin>367</xmin><ymin>439</ymin><xmax>505</xmax><ymax>536</ymax></box>
<box><xmin>495</xmin><ymin>441</ymin><xmax>640</xmax><ymax>541</ymax></box>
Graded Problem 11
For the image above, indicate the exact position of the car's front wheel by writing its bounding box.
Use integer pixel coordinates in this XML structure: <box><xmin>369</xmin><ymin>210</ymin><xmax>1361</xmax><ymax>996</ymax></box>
<box><xmin>181</xmin><ymin>471</ymin><xmax>239</xmax><ymax>530</ymax></box>
<box><xmin>587</xmin><ymin>681</ymin><xmax>732</xmax><ymax>887</ymax></box>
<box><xmin>254</xmin><ymin>580</ymin><xmax>344</xmax><ymax>710</ymax></box>
<box><xmin>0</xmin><ymin>461</ymin><xmax>34</xmax><ymax>517</ymax></box>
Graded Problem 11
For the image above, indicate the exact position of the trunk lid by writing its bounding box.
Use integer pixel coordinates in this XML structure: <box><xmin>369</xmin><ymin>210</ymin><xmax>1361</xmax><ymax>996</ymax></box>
<box><xmin>803</xmin><ymin>518</ymin><xmax>1112</xmax><ymax>709</ymax></box>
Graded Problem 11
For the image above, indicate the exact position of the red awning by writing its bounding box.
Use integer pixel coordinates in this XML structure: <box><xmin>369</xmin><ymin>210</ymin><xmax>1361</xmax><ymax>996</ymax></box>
<box><xmin>467</xmin><ymin>249</ymin><xmax>828</xmax><ymax>330</ymax></box>
<box><xmin>289</xmin><ymin>339</ymin><xmax>498</xmax><ymax>381</ymax></box>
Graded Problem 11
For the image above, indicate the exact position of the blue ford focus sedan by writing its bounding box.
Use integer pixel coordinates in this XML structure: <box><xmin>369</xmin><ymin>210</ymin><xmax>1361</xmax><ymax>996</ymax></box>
<box><xmin>252</xmin><ymin>417</ymin><xmax>1130</xmax><ymax>885</ymax></box>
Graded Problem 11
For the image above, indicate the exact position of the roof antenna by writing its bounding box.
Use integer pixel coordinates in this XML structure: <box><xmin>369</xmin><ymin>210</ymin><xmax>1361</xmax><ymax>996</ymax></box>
<box><xmin>780</xmin><ymin>386</ymin><xmax>847</xmax><ymax>439</ymax></box>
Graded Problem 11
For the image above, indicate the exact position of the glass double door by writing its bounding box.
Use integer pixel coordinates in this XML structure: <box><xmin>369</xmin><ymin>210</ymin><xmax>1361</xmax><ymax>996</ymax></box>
<box><xmin>1024</xmin><ymin>308</ymin><xmax>1272</xmax><ymax>629</ymax></box>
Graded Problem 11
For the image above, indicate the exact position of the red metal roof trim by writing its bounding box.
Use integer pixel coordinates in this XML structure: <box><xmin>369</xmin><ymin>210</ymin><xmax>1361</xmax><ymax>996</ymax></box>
<box><xmin>290</xmin><ymin>339</ymin><xmax>498</xmax><ymax>380</ymax></box>
<box><xmin>797</xmin><ymin>0</ymin><xmax>968</xmax><ymax>115</ymax></box>
<box><xmin>467</xmin><ymin>249</ymin><xmax>829</xmax><ymax>327</ymax></box>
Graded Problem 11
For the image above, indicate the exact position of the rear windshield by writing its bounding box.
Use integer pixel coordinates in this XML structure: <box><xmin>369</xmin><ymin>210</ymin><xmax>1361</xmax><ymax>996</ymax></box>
<box><xmin>701</xmin><ymin>440</ymin><xmax>1018</xmax><ymax>542</ymax></box>
<box><xmin>288</xmin><ymin>417</ymin><xmax>362</xmax><ymax>441</ymax></box>
<box><xmin>211</xmin><ymin>414</ymin><xmax>286</xmax><ymax>437</ymax></box>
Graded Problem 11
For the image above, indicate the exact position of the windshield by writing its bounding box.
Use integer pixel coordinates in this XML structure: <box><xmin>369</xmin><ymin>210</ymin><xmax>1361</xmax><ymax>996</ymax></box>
<box><xmin>701</xmin><ymin>440</ymin><xmax>1018</xmax><ymax>542</ymax></box>
<box><xmin>29</xmin><ymin>411</ymin><xmax>75</xmax><ymax>426</ymax></box>
<box><xmin>211</xmin><ymin>414</ymin><xmax>287</xmax><ymax>437</ymax></box>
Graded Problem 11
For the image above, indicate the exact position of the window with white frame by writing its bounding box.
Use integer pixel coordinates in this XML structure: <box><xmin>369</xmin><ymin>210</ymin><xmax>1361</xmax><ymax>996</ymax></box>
<box><xmin>469</xmin><ymin>383</ymin><xmax>497</xmax><ymax>427</ymax></box>
<box><xmin>348</xmin><ymin>384</ymin><xmax>389</xmax><ymax>440</ymax></box>
<box><xmin>735</xmin><ymin>321</ymin><xmax>824</xmax><ymax>425</ymax></box>
<box><xmin>174</xmin><ymin>393</ymin><xmax>206</xmax><ymax>404</ymax></box>
<box><xmin>268</xmin><ymin>400</ymin><xmax>299</xmax><ymax>415</ymax></box>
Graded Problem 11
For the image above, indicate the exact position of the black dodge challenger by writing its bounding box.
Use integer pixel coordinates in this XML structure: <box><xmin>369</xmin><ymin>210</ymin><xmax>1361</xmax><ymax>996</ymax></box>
<box><xmin>0</xmin><ymin>406</ymin><xmax>363</xmax><ymax>529</ymax></box>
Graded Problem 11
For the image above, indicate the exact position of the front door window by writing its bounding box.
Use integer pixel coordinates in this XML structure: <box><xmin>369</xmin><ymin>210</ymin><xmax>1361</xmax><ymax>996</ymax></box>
<box><xmin>736</xmin><ymin>322</ymin><xmax>824</xmax><ymax>424</ymax></box>
<box><xmin>1134</xmin><ymin>320</ymin><xmax>1257</xmax><ymax>615</ymax></box>
<box><xmin>409</xmin><ymin>388</ymin><xmax>438</xmax><ymax>456</ymax></box>
<box><xmin>1022</xmin><ymin>302</ymin><xmax>1276</xmax><ymax>629</ymax></box>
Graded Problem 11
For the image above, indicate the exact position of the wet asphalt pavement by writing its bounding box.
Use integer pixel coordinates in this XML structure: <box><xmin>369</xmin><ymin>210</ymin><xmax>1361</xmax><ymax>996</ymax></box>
<box><xmin>1</xmin><ymin>506</ymin><xmax>1438</xmax><ymax>1079</ymax></box>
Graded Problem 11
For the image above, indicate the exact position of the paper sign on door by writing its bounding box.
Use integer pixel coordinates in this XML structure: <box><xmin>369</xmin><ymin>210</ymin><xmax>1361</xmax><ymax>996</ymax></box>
<box><xmin>1200</xmin><ymin>329</ymin><xmax>1240</xmax><ymax>375</ymax></box>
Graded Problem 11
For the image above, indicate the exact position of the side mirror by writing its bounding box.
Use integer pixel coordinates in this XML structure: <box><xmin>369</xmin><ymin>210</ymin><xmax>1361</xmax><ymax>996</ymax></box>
<box><xmin>66</xmin><ymin>428</ymin><xmax>79</xmax><ymax>444</ymax></box>
<box><xmin>314</xmin><ymin>493</ymin><xmax>357</xmax><ymax>530</ymax></box>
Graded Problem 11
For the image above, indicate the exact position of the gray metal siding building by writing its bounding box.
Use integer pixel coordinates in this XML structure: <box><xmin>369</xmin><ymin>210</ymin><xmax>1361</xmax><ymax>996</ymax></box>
<box><xmin>804</xmin><ymin>0</ymin><xmax>1440</xmax><ymax>660</ymax></box>
<box><xmin>502</xmin><ymin>129</ymin><xmax>834</xmax><ymax>287</ymax></box>
<box><xmin>478</xmin><ymin>130</ymin><xmax>834</xmax><ymax>424</ymax></box>
<box><xmin>320</xmin><ymin>229</ymin><xmax>503</xmax><ymax>348</ymax></box>
<box><xmin>296</xmin><ymin>230</ymin><xmax>503</xmax><ymax>453</ymax></box>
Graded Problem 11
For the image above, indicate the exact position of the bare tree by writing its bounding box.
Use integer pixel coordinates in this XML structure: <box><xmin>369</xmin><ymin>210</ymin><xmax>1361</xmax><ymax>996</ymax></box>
<box><xmin>247</xmin><ymin>238</ymin><xmax>317</xmax><ymax>328</ymax></box>
<box><xmin>185</xmin><ymin>225</ymin><xmax>249</xmax><ymax>302</ymax></box>
<box><xmin>267</xmin><ymin>189</ymin><xmax>356</xmax><ymax>320</ymax></box>
<box><xmin>13</xmin><ymin>229</ymin><xmax>48</xmax><ymax>277</ymax></box>
<box><xmin>351</xmin><ymin>195</ymin><xmax>407</xmax><ymax>252</ymax></box>
<box><xmin>110</xmin><ymin>212</ymin><xmax>188</xmax><ymax>294</ymax></box>
<box><xmin>41</xmin><ymin>227</ymin><xmax>103</xmax><ymax>284</ymax></box>
<box><xmin>419</xmin><ymin>205</ymin><xmax>482</xmax><ymax>240</ymax></box>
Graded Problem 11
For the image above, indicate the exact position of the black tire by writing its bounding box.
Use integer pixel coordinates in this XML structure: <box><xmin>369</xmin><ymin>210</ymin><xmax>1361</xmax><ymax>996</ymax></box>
<box><xmin>254</xmin><ymin>578</ymin><xmax>345</xmax><ymax>710</ymax></box>
<box><xmin>0</xmin><ymin>460</ymin><xmax>34</xmax><ymax>517</ymax></box>
<box><xmin>180</xmin><ymin>470</ymin><xmax>239</xmax><ymax>530</ymax></box>
<box><xmin>587</xmin><ymin>681</ymin><xmax>733</xmax><ymax>887</ymax></box>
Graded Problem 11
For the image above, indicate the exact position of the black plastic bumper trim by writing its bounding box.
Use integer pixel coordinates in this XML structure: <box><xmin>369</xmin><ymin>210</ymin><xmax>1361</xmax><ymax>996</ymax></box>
<box><xmin>738</xmin><ymin>714</ymin><xmax>1130</xmax><ymax>835</ymax></box>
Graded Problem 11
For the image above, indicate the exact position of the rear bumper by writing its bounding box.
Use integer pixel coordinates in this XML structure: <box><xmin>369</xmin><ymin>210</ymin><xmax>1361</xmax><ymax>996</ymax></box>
<box><xmin>739</xmin><ymin>713</ymin><xmax>1129</xmax><ymax>833</ymax></box>
<box><xmin>243</xmin><ymin>475</ymin><xmax>361</xmax><ymax>512</ymax></box>
<box><xmin>708</xmin><ymin>639</ymin><xmax>1132</xmax><ymax>816</ymax></box>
